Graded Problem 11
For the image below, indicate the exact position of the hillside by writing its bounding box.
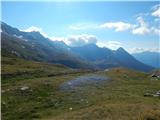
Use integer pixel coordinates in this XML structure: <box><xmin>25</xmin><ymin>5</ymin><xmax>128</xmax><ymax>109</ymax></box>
<box><xmin>1</xmin><ymin>22</ymin><xmax>93</xmax><ymax>69</ymax></box>
<box><xmin>2</xmin><ymin>57</ymin><xmax>160</xmax><ymax>120</ymax></box>
<box><xmin>133</xmin><ymin>51</ymin><xmax>160</xmax><ymax>68</ymax></box>
<box><xmin>1</xmin><ymin>22</ymin><xmax>154</xmax><ymax>72</ymax></box>
<box><xmin>71</xmin><ymin>44</ymin><xmax>154</xmax><ymax>72</ymax></box>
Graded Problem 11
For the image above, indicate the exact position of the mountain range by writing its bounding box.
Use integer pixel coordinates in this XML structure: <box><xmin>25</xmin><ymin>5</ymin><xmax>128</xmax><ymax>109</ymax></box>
<box><xmin>1</xmin><ymin>22</ymin><xmax>154</xmax><ymax>72</ymax></box>
<box><xmin>133</xmin><ymin>51</ymin><xmax>160</xmax><ymax>68</ymax></box>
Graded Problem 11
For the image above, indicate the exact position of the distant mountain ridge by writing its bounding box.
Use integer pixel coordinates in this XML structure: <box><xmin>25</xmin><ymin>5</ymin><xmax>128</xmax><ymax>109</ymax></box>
<box><xmin>133</xmin><ymin>51</ymin><xmax>160</xmax><ymax>68</ymax></box>
<box><xmin>1</xmin><ymin>22</ymin><xmax>154</xmax><ymax>72</ymax></box>
<box><xmin>71</xmin><ymin>44</ymin><xmax>154</xmax><ymax>72</ymax></box>
<box><xmin>1</xmin><ymin>22</ymin><xmax>93</xmax><ymax>69</ymax></box>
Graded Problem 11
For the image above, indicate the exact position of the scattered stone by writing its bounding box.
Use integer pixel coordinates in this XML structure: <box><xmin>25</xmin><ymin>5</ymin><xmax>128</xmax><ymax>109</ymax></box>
<box><xmin>24</xmin><ymin>39</ymin><xmax>28</xmax><ymax>42</ymax></box>
<box><xmin>44</xmin><ymin>81</ymin><xmax>51</xmax><ymax>86</ymax></box>
<box><xmin>2</xmin><ymin>101</ymin><xmax>6</xmax><ymax>105</ymax></box>
<box><xmin>123</xmin><ymin>74</ymin><xmax>128</xmax><ymax>78</ymax></box>
<box><xmin>68</xmin><ymin>82</ymin><xmax>72</xmax><ymax>85</ymax></box>
<box><xmin>80</xmin><ymin>99</ymin><xmax>84</xmax><ymax>102</ymax></box>
<box><xmin>156</xmin><ymin>90</ymin><xmax>160</xmax><ymax>94</ymax></box>
<box><xmin>151</xmin><ymin>70</ymin><xmax>160</xmax><ymax>78</ymax></box>
<box><xmin>104</xmin><ymin>69</ymin><xmax>109</xmax><ymax>72</ymax></box>
<box><xmin>153</xmin><ymin>94</ymin><xmax>159</xmax><ymax>97</ymax></box>
<box><xmin>31</xmin><ymin>44</ymin><xmax>35</xmax><ymax>47</ymax></box>
<box><xmin>29</xmin><ymin>89</ymin><xmax>33</xmax><ymax>92</ymax></box>
<box><xmin>144</xmin><ymin>90</ymin><xmax>160</xmax><ymax>97</ymax></box>
<box><xmin>154</xmin><ymin>90</ymin><xmax>160</xmax><ymax>97</ymax></box>
<box><xmin>11</xmin><ymin>50</ymin><xmax>20</xmax><ymax>56</ymax></box>
<box><xmin>21</xmin><ymin>45</ymin><xmax>25</xmax><ymax>48</ymax></box>
<box><xmin>1</xmin><ymin>90</ymin><xmax>5</xmax><ymax>93</ymax></box>
<box><xmin>20</xmin><ymin>86</ymin><xmax>29</xmax><ymax>91</ymax></box>
<box><xmin>144</xmin><ymin>93</ymin><xmax>153</xmax><ymax>97</ymax></box>
<box><xmin>152</xmin><ymin>74</ymin><xmax>158</xmax><ymax>77</ymax></box>
<box><xmin>6</xmin><ymin>89</ymin><xmax>10</xmax><ymax>91</ymax></box>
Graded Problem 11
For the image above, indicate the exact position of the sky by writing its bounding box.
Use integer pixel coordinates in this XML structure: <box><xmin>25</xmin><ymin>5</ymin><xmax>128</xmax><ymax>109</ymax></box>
<box><xmin>1</xmin><ymin>1</ymin><xmax>160</xmax><ymax>53</ymax></box>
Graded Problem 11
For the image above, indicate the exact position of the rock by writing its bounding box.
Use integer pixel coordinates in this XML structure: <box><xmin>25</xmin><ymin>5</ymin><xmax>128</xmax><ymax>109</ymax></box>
<box><xmin>153</xmin><ymin>94</ymin><xmax>159</xmax><ymax>97</ymax></box>
<box><xmin>156</xmin><ymin>90</ymin><xmax>160</xmax><ymax>95</ymax></box>
<box><xmin>1</xmin><ymin>90</ymin><xmax>5</xmax><ymax>93</ymax></box>
<box><xmin>29</xmin><ymin>89</ymin><xmax>33</xmax><ymax>92</ymax></box>
<box><xmin>151</xmin><ymin>70</ymin><xmax>160</xmax><ymax>78</ymax></box>
<box><xmin>104</xmin><ymin>69</ymin><xmax>109</xmax><ymax>72</ymax></box>
<box><xmin>144</xmin><ymin>90</ymin><xmax>160</xmax><ymax>97</ymax></box>
<box><xmin>21</xmin><ymin>45</ymin><xmax>25</xmax><ymax>48</ymax></box>
<box><xmin>44</xmin><ymin>82</ymin><xmax>50</xmax><ymax>86</ymax></box>
<box><xmin>123</xmin><ymin>74</ymin><xmax>128</xmax><ymax>78</ymax></box>
<box><xmin>20</xmin><ymin>86</ymin><xmax>29</xmax><ymax>91</ymax></box>
<box><xmin>68</xmin><ymin>82</ymin><xmax>72</xmax><ymax>85</ymax></box>
<box><xmin>6</xmin><ymin>89</ymin><xmax>10</xmax><ymax>91</ymax></box>
<box><xmin>154</xmin><ymin>90</ymin><xmax>160</xmax><ymax>97</ymax></box>
<box><xmin>69</xmin><ymin>107</ymin><xmax>72</xmax><ymax>110</ymax></box>
<box><xmin>80</xmin><ymin>99</ymin><xmax>84</xmax><ymax>102</ymax></box>
<box><xmin>152</xmin><ymin>74</ymin><xmax>157</xmax><ymax>77</ymax></box>
<box><xmin>144</xmin><ymin>93</ymin><xmax>152</xmax><ymax>97</ymax></box>
<box><xmin>2</xmin><ymin>101</ymin><xmax>6</xmax><ymax>105</ymax></box>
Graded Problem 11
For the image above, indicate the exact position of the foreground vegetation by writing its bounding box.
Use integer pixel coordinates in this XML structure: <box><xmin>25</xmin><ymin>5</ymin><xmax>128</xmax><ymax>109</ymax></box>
<box><xmin>1</xmin><ymin>57</ymin><xmax>160</xmax><ymax>120</ymax></box>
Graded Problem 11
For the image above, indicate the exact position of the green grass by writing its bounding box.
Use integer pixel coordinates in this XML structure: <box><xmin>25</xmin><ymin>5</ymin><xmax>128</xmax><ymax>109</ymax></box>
<box><xmin>1</xmin><ymin>57</ymin><xmax>160</xmax><ymax>120</ymax></box>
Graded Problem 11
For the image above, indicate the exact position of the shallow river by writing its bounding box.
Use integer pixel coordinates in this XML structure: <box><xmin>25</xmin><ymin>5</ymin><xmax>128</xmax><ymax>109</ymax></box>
<box><xmin>60</xmin><ymin>75</ymin><xmax>110</xmax><ymax>91</ymax></box>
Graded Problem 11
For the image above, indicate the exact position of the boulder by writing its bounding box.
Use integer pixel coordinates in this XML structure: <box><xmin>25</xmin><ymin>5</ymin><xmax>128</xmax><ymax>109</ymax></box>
<box><xmin>144</xmin><ymin>93</ymin><xmax>152</xmax><ymax>97</ymax></box>
<box><xmin>20</xmin><ymin>86</ymin><xmax>29</xmax><ymax>91</ymax></box>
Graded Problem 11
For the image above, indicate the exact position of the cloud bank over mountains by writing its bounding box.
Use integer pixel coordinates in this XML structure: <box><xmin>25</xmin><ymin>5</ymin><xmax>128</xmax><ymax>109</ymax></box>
<box><xmin>21</xmin><ymin>4</ymin><xmax>159</xmax><ymax>53</ymax></box>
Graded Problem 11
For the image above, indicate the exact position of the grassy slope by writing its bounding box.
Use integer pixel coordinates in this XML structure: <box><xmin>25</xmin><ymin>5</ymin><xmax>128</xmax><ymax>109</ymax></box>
<box><xmin>1</xmin><ymin>56</ymin><xmax>69</xmax><ymax>83</ymax></box>
<box><xmin>1</xmin><ymin>57</ymin><xmax>160</xmax><ymax>120</ymax></box>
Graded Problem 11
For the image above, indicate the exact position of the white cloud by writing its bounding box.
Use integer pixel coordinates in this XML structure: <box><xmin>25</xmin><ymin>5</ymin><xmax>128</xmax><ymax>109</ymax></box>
<box><xmin>50</xmin><ymin>35</ymin><xmax>124</xmax><ymax>50</ymax></box>
<box><xmin>152</xmin><ymin>8</ymin><xmax>160</xmax><ymax>17</ymax></box>
<box><xmin>151</xmin><ymin>27</ymin><xmax>160</xmax><ymax>35</ymax></box>
<box><xmin>129</xmin><ymin>48</ymin><xmax>146</xmax><ymax>53</ymax></box>
<box><xmin>49</xmin><ymin>36</ymin><xmax>65</xmax><ymax>41</ymax></box>
<box><xmin>69</xmin><ymin>22</ymin><xmax>134</xmax><ymax>32</ymax></box>
<box><xmin>22</xmin><ymin>26</ymin><xmax>98</xmax><ymax>47</ymax></box>
<box><xmin>50</xmin><ymin>34</ymin><xmax>98</xmax><ymax>47</ymax></box>
<box><xmin>22</xmin><ymin>26</ymin><xmax>41</xmax><ymax>32</ymax></box>
<box><xmin>132</xmin><ymin>17</ymin><xmax>150</xmax><ymax>35</ymax></box>
<box><xmin>152</xmin><ymin>4</ymin><xmax>160</xmax><ymax>17</ymax></box>
<box><xmin>129</xmin><ymin>47</ymin><xmax>160</xmax><ymax>53</ymax></box>
<box><xmin>100</xmin><ymin>22</ymin><xmax>134</xmax><ymax>32</ymax></box>
<box><xmin>69</xmin><ymin>23</ymin><xmax>98</xmax><ymax>30</ymax></box>
<box><xmin>96</xmin><ymin>41</ymin><xmax>123</xmax><ymax>50</ymax></box>
<box><xmin>21</xmin><ymin>26</ymin><xmax>48</xmax><ymax>38</ymax></box>
<box><xmin>67</xmin><ymin>34</ymin><xmax>97</xmax><ymax>47</ymax></box>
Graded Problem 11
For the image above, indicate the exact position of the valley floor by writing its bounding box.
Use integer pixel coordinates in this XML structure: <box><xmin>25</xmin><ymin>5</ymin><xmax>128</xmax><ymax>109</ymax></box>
<box><xmin>1</xmin><ymin>57</ymin><xmax>160</xmax><ymax>120</ymax></box>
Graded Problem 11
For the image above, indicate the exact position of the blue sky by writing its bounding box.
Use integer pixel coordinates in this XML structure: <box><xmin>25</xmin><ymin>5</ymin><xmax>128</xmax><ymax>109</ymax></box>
<box><xmin>1</xmin><ymin>1</ymin><xmax>160</xmax><ymax>53</ymax></box>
